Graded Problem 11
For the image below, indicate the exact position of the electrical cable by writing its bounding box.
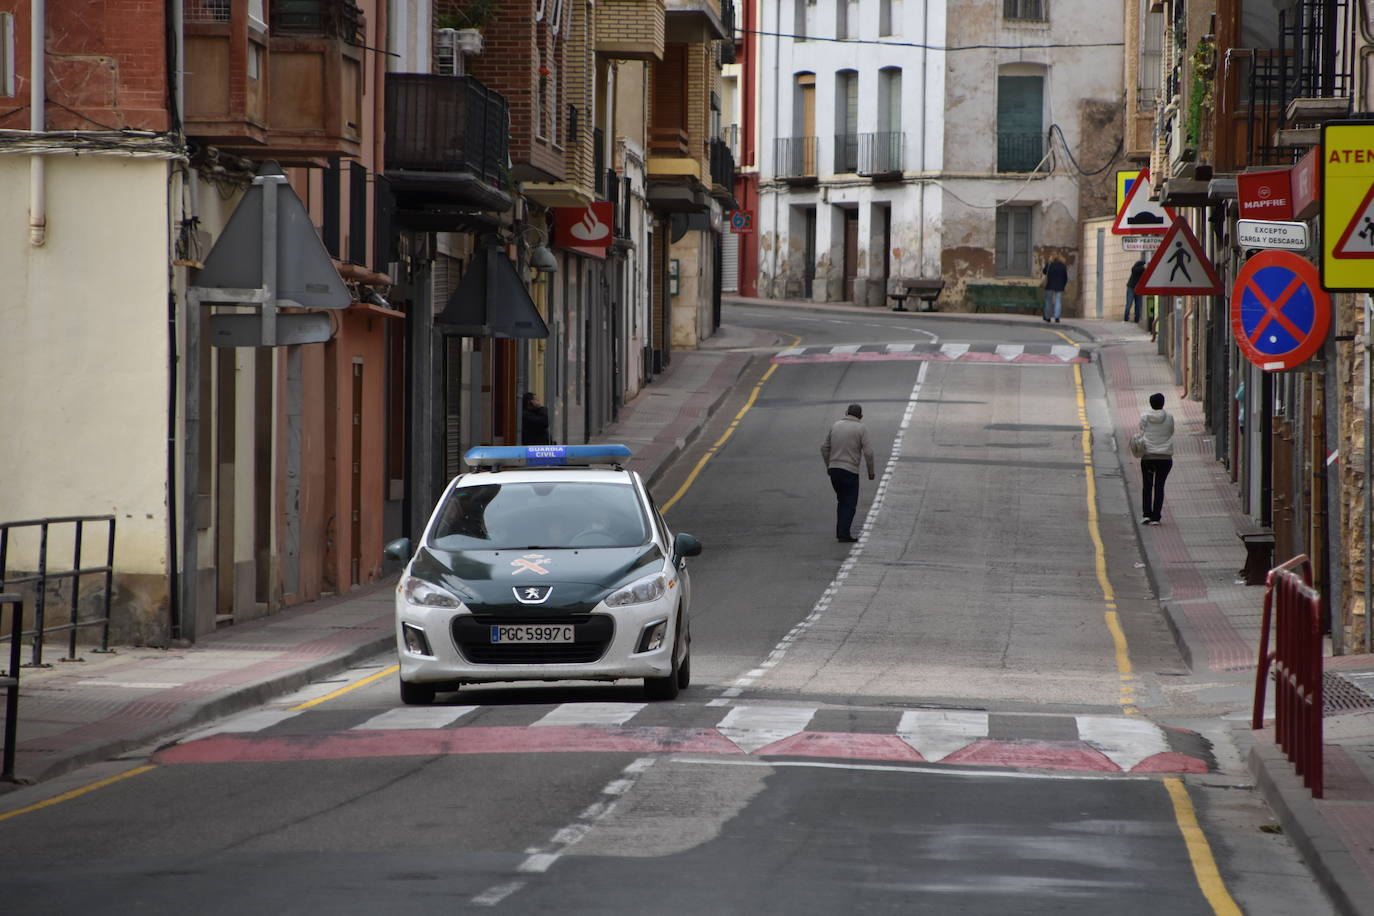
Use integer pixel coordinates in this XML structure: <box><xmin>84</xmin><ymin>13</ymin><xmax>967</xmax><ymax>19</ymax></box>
<box><xmin>736</xmin><ymin>25</ymin><xmax>1123</xmax><ymax>52</ymax></box>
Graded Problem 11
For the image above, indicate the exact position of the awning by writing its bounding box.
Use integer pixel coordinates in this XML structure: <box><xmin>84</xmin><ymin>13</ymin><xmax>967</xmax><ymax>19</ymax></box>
<box><xmin>435</xmin><ymin>240</ymin><xmax>550</xmax><ymax>339</ymax></box>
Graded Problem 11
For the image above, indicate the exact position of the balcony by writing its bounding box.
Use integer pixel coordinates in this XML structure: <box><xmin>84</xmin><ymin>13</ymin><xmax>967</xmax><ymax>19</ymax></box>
<box><xmin>996</xmin><ymin>131</ymin><xmax>1043</xmax><ymax>173</ymax></box>
<box><xmin>774</xmin><ymin>136</ymin><xmax>818</xmax><ymax>185</ymax></box>
<box><xmin>182</xmin><ymin>0</ymin><xmax>365</xmax><ymax>160</ymax></box>
<box><xmin>664</xmin><ymin>0</ymin><xmax>729</xmax><ymax>42</ymax></box>
<box><xmin>384</xmin><ymin>74</ymin><xmax>513</xmax><ymax>227</ymax></box>
<box><xmin>709</xmin><ymin>138</ymin><xmax>736</xmax><ymax>203</ymax></box>
<box><xmin>858</xmin><ymin>132</ymin><xmax>904</xmax><ymax>178</ymax></box>
<box><xmin>595</xmin><ymin>0</ymin><xmax>666</xmax><ymax>61</ymax></box>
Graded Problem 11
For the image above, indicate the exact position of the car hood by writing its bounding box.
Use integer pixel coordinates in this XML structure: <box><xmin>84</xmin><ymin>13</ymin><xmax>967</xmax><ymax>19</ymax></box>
<box><xmin>410</xmin><ymin>543</ymin><xmax>666</xmax><ymax>615</ymax></box>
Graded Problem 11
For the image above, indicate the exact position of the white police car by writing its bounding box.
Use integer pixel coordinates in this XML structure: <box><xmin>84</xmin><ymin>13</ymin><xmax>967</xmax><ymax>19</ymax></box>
<box><xmin>384</xmin><ymin>445</ymin><xmax>702</xmax><ymax>704</ymax></box>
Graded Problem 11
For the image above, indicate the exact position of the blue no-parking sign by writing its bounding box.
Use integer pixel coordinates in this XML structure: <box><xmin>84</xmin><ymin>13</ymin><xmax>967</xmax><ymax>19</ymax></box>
<box><xmin>1229</xmin><ymin>251</ymin><xmax>1331</xmax><ymax>371</ymax></box>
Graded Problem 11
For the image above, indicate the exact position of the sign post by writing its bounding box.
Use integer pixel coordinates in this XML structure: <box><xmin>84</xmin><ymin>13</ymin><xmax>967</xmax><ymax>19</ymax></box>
<box><xmin>1230</xmin><ymin>250</ymin><xmax>1331</xmax><ymax>371</ymax></box>
<box><xmin>1321</xmin><ymin>121</ymin><xmax>1374</xmax><ymax>289</ymax></box>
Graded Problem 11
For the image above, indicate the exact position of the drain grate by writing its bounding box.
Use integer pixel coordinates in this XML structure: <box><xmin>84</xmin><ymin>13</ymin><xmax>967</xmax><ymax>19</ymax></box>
<box><xmin>1322</xmin><ymin>672</ymin><xmax>1374</xmax><ymax>715</ymax></box>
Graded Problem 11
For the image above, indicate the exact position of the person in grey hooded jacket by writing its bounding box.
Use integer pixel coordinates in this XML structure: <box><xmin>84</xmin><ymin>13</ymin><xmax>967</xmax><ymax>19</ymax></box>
<box><xmin>1138</xmin><ymin>392</ymin><xmax>1175</xmax><ymax>525</ymax></box>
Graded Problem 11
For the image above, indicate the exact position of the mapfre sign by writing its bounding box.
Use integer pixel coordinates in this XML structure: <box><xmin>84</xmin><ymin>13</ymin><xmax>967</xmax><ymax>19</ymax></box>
<box><xmin>1237</xmin><ymin>169</ymin><xmax>1294</xmax><ymax>221</ymax></box>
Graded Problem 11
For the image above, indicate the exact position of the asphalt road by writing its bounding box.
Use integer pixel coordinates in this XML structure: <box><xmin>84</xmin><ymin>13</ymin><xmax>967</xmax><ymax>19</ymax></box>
<box><xmin>0</xmin><ymin>306</ymin><xmax>1330</xmax><ymax>914</ymax></box>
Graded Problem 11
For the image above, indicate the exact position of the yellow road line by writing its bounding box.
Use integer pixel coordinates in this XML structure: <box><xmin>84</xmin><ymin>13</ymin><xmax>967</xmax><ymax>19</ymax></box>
<box><xmin>0</xmin><ymin>765</ymin><xmax>157</xmax><ymax>822</ymax></box>
<box><xmin>1072</xmin><ymin>363</ymin><xmax>1137</xmax><ymax>717</ymax></box>
<box><xmin>290</xmin><ymin>664</ymin><xmax>400</xmax><ymax>711</ymax></box>
<box><xmin>661</xmin><ymin>336</ymin><xmax>798</xmax><ymax>515</ymax></box>
<box><xmin>1164</xmin><ymin>778</ymin><xmax>1244</xmax><ymax>915</ymax></box>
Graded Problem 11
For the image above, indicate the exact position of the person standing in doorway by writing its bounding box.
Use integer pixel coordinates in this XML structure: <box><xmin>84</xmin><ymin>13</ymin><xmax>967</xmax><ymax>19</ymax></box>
<box><xmin>521</xmin><ymin>392</ymin><xmax>552</xmax><ymax>445</ymax></box>
<box><xmin>1042</xmin><ymin>255</ymin><xmax>1069</xmax><ymax>323</ymax></box>
<box><xmin>821</xmin><ymin>403</ymin><xmax>875</xmax><ymax>543</ymax></box>
<box><xmin>1125</xmin><ymin>256</ymin><xmax>1146</xmax><ymax>323</ymax></box>
<box><xmin>1138</xmin><ymin>392</ymin><xmax>1175</xmax><ymax>525</ymax></box>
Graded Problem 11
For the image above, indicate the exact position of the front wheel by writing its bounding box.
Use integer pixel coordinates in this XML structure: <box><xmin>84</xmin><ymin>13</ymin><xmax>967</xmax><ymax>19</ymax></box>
<box><xmin>399</xmin><ymin>678</ymin><xmax>436</xmax><ymax>706</ymax></box>
<box><xmin>645</xmin><ymin>615</ymin><xmax>685</xmax><ymax>701</ymax></box>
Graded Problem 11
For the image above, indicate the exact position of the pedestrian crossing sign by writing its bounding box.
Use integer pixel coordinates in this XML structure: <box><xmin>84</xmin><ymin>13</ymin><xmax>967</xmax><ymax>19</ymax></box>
<box><xmin>1321</xmin><ymin>120</ymin><xmax>1374</xmax><ymax>289</ymax></box>
<box><xmin>1134</xmin><ymin>218</ymin><xmax>1222</xmax><ymax>296</ymax></box>
<box><xmin>1111</xmin><ymin>167</ymin><xmax>1176</xmax><ymax>235</ymax></box>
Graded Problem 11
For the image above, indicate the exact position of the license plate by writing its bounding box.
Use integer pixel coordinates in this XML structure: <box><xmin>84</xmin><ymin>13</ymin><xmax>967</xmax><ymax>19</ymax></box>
<box><xmin>490</xmin><ymin>624</ymin><xmax>575</xmax><ymax>644</ymax></box>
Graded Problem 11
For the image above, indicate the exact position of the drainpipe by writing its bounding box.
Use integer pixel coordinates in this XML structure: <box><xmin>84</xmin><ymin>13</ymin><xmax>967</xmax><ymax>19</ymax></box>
<box><xmin>29</xmin><ymin>0</ymin><xmax>45</xmax><ymax>247</ymax></box>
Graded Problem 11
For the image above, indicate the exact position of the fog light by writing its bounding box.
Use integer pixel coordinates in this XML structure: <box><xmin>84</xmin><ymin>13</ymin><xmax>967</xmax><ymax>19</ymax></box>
<box><xmin>402</xmin><ymin>623</ymin><xmax>433</xmax><ymax>656</ymax></box>
<box><xmin>638</xmin><ymin>619</ymin><xmax>668</xmax><ymax>653</ymax></box>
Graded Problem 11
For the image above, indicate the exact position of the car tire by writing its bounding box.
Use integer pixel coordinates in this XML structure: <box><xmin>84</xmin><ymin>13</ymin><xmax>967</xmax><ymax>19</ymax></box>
<box><xmin>675</xmin><ymin>650</ymin><xmax>691</xmax><ymax>690</ymax></box>
<box><xmin>399</xmin><ymin>678</ymin><xmax>436</xmax><ymax>706</ymax></box>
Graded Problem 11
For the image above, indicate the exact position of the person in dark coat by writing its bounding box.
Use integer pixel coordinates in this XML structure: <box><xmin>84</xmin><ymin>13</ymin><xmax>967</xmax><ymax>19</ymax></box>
<box><xmin>521</xmin><ymin>392</ymin><xmax>552</xmax><ymax>445</ymax></box>
<box><xmin>1125</xmin><ymin>256</ymin><xmax>1146</xmax><ymax>323</ymax></box>
<box><xmin>1041</xmin><ymin>256</ymin><xmax>1069</xmax><ymax>323</ymax></box>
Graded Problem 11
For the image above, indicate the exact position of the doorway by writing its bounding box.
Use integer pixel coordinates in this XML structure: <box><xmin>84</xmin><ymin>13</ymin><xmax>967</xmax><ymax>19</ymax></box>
<box><xmin>843</xmin><ymin>208</ymin><xmax>859</xmax><ymax>301</ymax></box>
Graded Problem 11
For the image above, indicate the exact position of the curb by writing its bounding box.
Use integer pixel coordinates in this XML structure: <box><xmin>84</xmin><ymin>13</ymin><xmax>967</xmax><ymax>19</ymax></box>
<box><xmin>9</xmin><ymin>631</ymin><xmax>397</xmax><ymax>790</ymax></box>
<box><xmin>1247</xmin><ymin>735</ymin><xmax>1374</xmax><ymax>916</ymax></box>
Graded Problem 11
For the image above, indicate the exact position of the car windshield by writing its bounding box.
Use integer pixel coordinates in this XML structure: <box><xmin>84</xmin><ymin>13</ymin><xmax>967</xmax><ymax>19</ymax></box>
<box><xmin>428</xmin><ymin>480</ymin><xmax>650</xmax><ymax>550</ymax></box>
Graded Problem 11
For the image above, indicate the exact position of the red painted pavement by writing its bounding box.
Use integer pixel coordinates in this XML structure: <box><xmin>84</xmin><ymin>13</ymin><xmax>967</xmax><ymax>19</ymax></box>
<box><xmin>752</xmin><ymin>732</ymin><xmax>927</xmax><ymax>761</ymax></box>
<box><xmin>941</xmin><ymin>740</ymin><xmax>1120</xmax><ymax>772</ymax></box>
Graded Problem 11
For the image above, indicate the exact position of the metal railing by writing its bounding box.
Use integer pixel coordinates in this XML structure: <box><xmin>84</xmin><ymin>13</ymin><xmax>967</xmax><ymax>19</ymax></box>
<box><xmin>385</xmin><ymin>74</ymin><xmax>510</xmax><ymax>188</ymax></box>
<box><xmin>774</xmin><ymin>136</ymin><xmax>818</xmax><ymax>179</ymax></box>
<box><xmin>270</xmin><ymin>0</ymin><xmax>363</xmax><ymax>41</ymax></box>
<box><xmin>1252</xmin><ymin>555</ymin><xmax>1324</xmax><ymax>797</ymax></box>
<box><xmin>709</xmin><ymin>137</ymin><xmax>736</xmax><ymax>187</ymax></box>
<box><xmin>859</xmin><ymin>131</ymin><xmax>904</xmax><ymax>175</ymax></box>
<box><xmin>996</xmin><ymin>131</ymin><xmax>1043</xmax><ymax>172</ymax></box>
<box><xmin>1</xmin><ymin>592</ymin><xmax>20</xmax><ymax>782</ymax></box>
<box><xmin>0</xmin><ymin>516</ymin><xmax>116</xmax><ymax>667</ymax></box>
<box><xmin>184</xmin><ymin>0</ymin><xmax>231</xmax><ymax>23</ymax></box>
<box><xmin>833</xmin><ymin>133</ymin><xmax>859</xmax><ymax>173</ymax></box>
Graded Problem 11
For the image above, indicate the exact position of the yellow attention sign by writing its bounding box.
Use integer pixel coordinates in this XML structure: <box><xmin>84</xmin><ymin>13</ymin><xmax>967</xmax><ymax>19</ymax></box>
<box><xmin>1117</xmin><ymin>170</ymin><xmax>1141</xmax><ymax>215</ymax></box>
<box><xmin>1321</xmin><ymin>122</ymin><xmax>1374</xmax><ymax>290</ymax></box>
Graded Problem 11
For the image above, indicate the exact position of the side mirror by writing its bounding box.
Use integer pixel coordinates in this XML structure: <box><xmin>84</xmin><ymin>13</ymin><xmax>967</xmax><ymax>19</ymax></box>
<box><xmin>383</xmin><ymin>537</ymin><xmax>413</xmax><ymax>562</ymax></box>
<box><xmin>673</xmin><ymin>532</ymin><xmax>702</xmax><ymax>563</ymax></box>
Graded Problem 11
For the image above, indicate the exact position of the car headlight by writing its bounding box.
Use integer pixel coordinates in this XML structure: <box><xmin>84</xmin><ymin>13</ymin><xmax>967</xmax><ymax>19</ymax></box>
<box><xmin>606</xmin><ymin>572</ymin><xmax>668</xmax><ymax>607</ymax></box>
<box><xmin>401</xmin><ymin>575</ymin><xmax>463</xmax><ymax>609</ymax></box>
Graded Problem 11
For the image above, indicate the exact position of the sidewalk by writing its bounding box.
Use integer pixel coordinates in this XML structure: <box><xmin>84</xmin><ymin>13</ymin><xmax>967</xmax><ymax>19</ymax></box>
<box><xmin>3</xmin><ymin>299</ymin><xmax>1373</xmax><ymax>913</ymax></box>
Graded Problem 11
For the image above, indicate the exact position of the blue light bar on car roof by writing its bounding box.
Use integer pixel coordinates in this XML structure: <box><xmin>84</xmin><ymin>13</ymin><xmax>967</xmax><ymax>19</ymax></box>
<box><xmin>463</xmin><ymin>444</ymin><xmax>633</xmax><ymax>468</ymax></box>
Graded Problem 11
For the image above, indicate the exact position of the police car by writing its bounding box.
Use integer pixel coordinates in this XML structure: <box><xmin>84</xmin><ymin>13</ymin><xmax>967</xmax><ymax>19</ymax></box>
<box><xmin>383</xmin><ymin>444</ymin><xmax>702</xmax><ymax>704</ymax></box>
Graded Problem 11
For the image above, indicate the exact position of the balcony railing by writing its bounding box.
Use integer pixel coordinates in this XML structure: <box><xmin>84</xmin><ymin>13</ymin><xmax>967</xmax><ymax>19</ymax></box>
<box><xmin>722</xmin><ymin>124</ymin><xmax>740</xmax><ymax>160</ymax></box>
<box><xmin>594</xmin><ymin>128</ymin><xmax>607</xmax><ymax>197</ymax></box>
<box><xmin>774</xmin><ymin>136</ymin><xmax>818</xmax><ymax>180</ymax></box>
<box><xmin>270</xmin><ymin>0</ymin><xmax>362</xmax><ymax>42</ymax></box>
<box><xmin>385</xmin><ymin>74</ymin><xmax>509</xmax><ymax>188</ymax></box>
<box><xmin>833</xmin><ymin>133</ymin><xmax>859</xmax><ymax>173</ymax></box>
<box><xmin>996</xmin><ymin>131</ymin><xmax>1043</xmax><ymax>172</ymax></box>
<box><xmin>858</xmin><ymin>132</ymin><xmax>903</xmax><ymax>176</ymax></box>
<box><xmin>709</xmin><ymin>137</ymin><xmax>736</xmax><ymax>188</ymax></box>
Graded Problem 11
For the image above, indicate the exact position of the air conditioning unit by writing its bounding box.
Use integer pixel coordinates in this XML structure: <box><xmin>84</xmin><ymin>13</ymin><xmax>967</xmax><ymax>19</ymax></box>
<box><xmin>435</xmin><ymin>28</ymin><xmax>483</xmax><ymax>76</ymax></box>
<box><xmin>435</xmin><ymin>28</ymin><xmax>460</xmax><ymax>76</ymax></box>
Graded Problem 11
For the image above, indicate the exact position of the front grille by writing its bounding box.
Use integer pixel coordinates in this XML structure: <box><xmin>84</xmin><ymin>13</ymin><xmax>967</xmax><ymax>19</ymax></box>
<box><xmin>453</xmin><ymin>614</ymin><xmax>614</xmax><ymax>665</ymax></box>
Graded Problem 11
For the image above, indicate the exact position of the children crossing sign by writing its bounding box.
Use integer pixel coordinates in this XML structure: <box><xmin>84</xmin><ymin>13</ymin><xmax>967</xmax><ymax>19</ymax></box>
<box><xmin>1321</xmin><ymin>120</ymin><xmax>1374</xmax><ymax>289</ymax></box>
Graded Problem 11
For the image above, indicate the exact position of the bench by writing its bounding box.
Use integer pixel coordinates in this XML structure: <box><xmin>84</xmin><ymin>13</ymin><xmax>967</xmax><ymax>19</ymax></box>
<box><xmin>1237</xmin><ymin>530</ymin><xmax>1276</xmax><ymax>586</ymax></box>
<box><xmin>966</xmin><ymin>283</ymin><xmax>1043</xmax><ymax>315</ymax></box>
<box><xmin>888</xmin><ymin>278</ymin><xmax>945</xmax><ymax>313</ymax></box>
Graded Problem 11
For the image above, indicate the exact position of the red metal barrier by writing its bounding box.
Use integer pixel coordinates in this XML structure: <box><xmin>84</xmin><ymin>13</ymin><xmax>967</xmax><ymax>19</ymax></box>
<box><xmin>1251</xmin><ymin>555</ymin><xmax>1324</xmax><ymax>797</ymax></box>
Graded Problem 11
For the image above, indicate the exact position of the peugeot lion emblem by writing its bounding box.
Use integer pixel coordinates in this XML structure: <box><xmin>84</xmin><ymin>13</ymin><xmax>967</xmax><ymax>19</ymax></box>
<box><xmin>514</xmin><ymin>585</ymin><xmax>553</xmax><ymax>605</ymax></box>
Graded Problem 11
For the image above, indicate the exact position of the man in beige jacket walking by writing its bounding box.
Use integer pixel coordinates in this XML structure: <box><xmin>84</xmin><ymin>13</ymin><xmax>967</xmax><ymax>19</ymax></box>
<box><xmin>821</xmin><ymin>403</ymin><xmax>875</xmax><ymax>542</ymax></box>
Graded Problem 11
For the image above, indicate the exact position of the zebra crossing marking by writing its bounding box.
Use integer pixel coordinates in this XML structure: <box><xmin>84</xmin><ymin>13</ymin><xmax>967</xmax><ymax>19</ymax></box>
<box><xmin>352</xmin><ymin>706</ymin><xmax>477</xmax><ymax>731</ymax></box>
<box><xmin>532</xmin><ymin>702</ymin><xmax>646</xmax><ymax>727</ymax></box>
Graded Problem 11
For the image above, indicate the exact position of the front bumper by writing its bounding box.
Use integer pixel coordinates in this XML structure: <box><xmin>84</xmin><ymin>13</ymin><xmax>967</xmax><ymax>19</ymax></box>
<box><xmin>395</xmin><ymin>594</ymin><xmax>679</xmax><ymax>685</ymax></box>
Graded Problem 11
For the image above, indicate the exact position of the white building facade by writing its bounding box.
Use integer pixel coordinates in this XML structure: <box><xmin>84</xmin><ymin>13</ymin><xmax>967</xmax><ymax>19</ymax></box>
<box><xmin>756</xmin><ymin>0</ymin><xmax>1124</xmax><ymax>311</ymax></box>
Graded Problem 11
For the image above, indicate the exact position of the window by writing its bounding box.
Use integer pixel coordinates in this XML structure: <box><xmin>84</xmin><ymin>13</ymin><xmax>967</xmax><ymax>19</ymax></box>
<box><xmin>794</xmin><ymin>0</ymin><xmax>807</xmax><ymax>41</ymax></box>
<box><xmin>836</xmin><ymin>0</ymin><xmax>856</xmax><ymax>40</ymax></box>
<box><xmin>995</xmin><ymin>205</ymin><xmax>1033</xmax><ymax>275</ymax></box>
<box><xmin>1003</xmin><ymin>0</ymin><xmax>1045</xmax><ymax>21</ymax></box>
<box><xmin>0</xmin><ymin>13</ymin><xmax>13</xmax><ymax>98</ymax></box>
<box><xmin>1137</xmin><ymin>7</ymin><xmax>1163</xmax><ymax>110</ymax></box>
<box><xmin>879</xmin><ymin>0</ymin><xmax>893</xmax><ymax>36</ymax></box>
<box><xmin>996</xmin><ymin>73</ymin><xmax>1044</xmax><ymax>172</ymax></box>
<box><xmin>834</xmin><ymin>70</ymin><xmax>858</xmax><ymax>172</ymax></box>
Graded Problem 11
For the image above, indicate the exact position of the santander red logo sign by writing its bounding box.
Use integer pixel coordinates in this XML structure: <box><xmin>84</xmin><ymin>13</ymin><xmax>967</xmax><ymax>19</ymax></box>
<box><xmin>551</xmin><ymin>203</ymin><xmax>614</xmax><ymax>257</ymax></box>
